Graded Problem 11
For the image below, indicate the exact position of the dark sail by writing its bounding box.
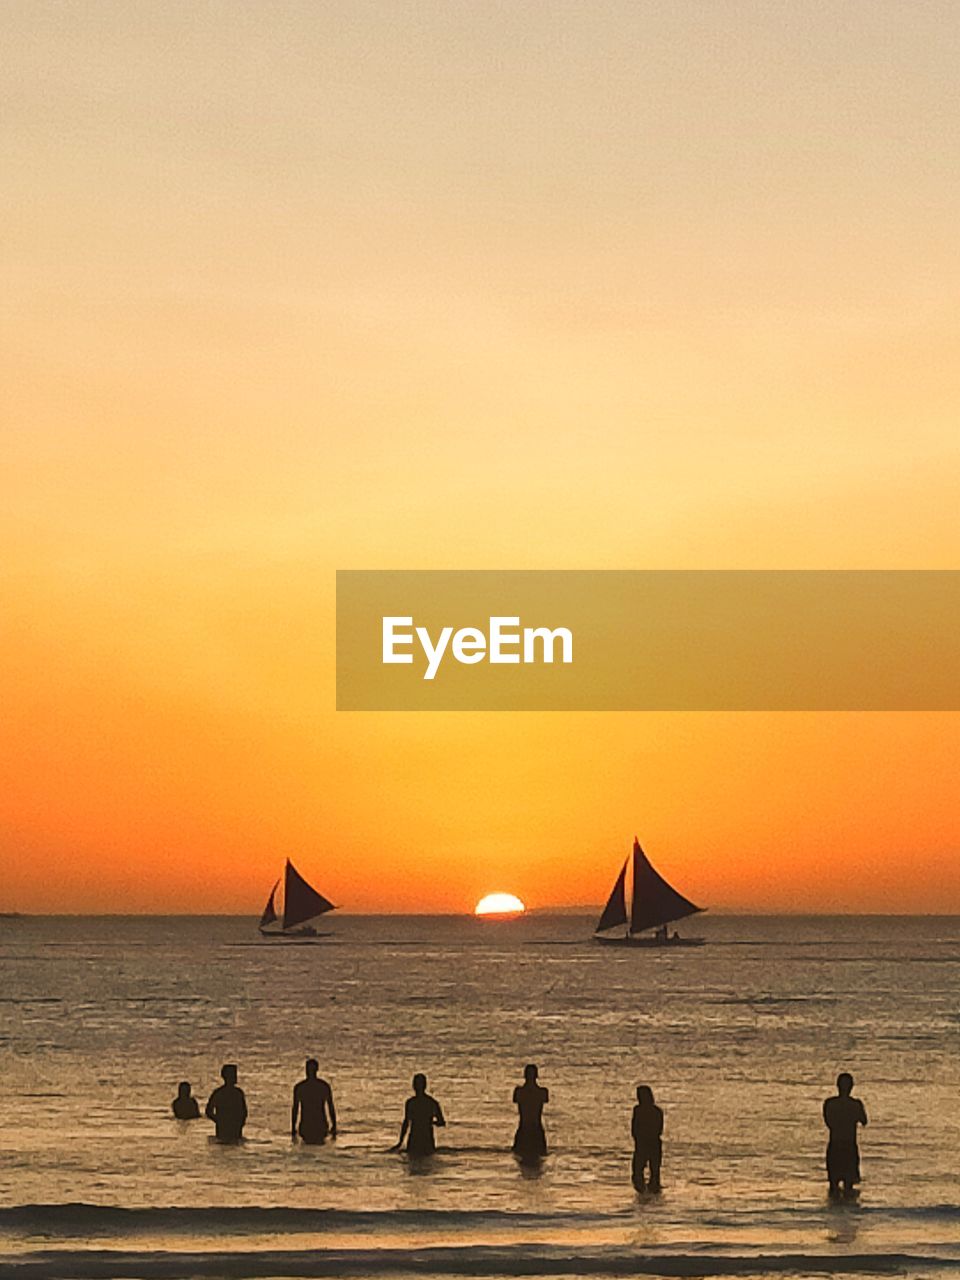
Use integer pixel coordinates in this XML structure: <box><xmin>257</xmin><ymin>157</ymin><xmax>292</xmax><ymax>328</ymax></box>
<box><xmin>595</xmin><ymin>859</ymin><xmax>629</xmax><ymax>933</ymax></box>
<box><xmin>282</xmin><ymin>859</ymin><xmax>335</xmax><ymax>930</ymax></box>
<box><xmin>259</xmin><ymin>880</ymin><xmax>280</xmax><ymax>929</ymax></box>
<box><xmin>630</xmin><ymin>838</ymin><xmax>702</xmax><ymax>934</ymax></box>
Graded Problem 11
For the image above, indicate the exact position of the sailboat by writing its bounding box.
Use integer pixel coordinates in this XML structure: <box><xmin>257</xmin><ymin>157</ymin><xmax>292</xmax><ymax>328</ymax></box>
<box><xmin>593</xmin><ymin>838</ymin><xmax>705</xmax><ymax>947</ymax></box>
<box><xmin>259</xmin><ymin>859</ymin><xmax>337</xmax><ymax>939</ymax></box>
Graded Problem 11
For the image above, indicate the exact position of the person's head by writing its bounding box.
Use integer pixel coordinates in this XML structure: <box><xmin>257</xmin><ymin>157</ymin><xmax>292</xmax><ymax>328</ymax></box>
<box><xmin>305</xmin><ymin>1058</ymin><xmax>319</xmax><ymax>1078</ymax></box>
<box><xmin>837</xmin><ymin>1072</ymin><xmax>854</xmax><ymax>1097</ymax></box>
<box><xmin>221</xmin><ymin>1063</ymin><xmax>238</xmax><ymax>1085</ymax></box>
<box><xmin>523</xmin><ymin>1063</ymin><xmax>539</xmax><ymax>1083</ymax></box>
<box><xmin>636</xmin><ymin>1084</ymin><xmax>655</xmax><ymax>1106</ymax></box>
<box><xmin>177</xmin><ymin>1081</ymin><xmax>192</xmax><ymax>1099</ymax></box>
<box><xmin>412</xmin><ymin>1072</ymin><xmax>427</xmax><ymax>1094</ymax></box>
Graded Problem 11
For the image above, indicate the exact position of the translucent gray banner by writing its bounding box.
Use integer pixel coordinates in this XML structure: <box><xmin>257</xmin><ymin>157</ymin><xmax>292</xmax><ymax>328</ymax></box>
<box><xmin>336</xmin><ymin>570</ymin><xmax>960</xmax><ymax>711</ymax></box>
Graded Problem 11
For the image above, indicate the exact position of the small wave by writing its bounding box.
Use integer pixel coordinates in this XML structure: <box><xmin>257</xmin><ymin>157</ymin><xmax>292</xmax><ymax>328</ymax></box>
<box><xmin>1</xmin><ymin>1244</ymin><xmax>958</xmax><ymax>1279</ymax></box>
<box><xmin>0</xmin><ymin>1204</ymin><xmax>615</xmax><ymax>1236</ymax></box>
<box><xmin>864</xmin><ymin>1203</ymin><xmax>960</xmax><ymax>1223</ymax></box>
<box><xmin>7</xmin><ymin>1201</ymin><xmax>960</xmax><ymax>1236</ymax></box>
<box><xmin>698</xmin><ymin>1202</ymin><xmax>960</xmax><ymax>1227</ymax></box>
<box><xmin>0</xmin><ymin>997</ymin><xmax>63</xmax><ymax>1005</ymax></box>
<box><xmin>710</xmin><ymin>995</ymin><xmax>838</xmax><ymax>1007</ymax></box>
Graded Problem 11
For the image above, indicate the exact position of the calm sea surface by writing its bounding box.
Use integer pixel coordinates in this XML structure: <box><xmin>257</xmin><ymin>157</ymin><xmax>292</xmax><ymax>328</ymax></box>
<box><xmin>1</xmin><ymin>914</ymin><xmax>959</xmax><ymax>1279</ymax></box>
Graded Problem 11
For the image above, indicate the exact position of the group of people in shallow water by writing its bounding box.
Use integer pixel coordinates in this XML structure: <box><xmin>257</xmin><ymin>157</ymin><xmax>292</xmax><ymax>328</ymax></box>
<box><xmin>172</xmin><ymin>1062</ymin><xmax>868</xmax><ymax>1199</ymax></box>
<box><xmin>174</xmin><ymin>1060</ymin><xmax>337</xmax><ymax>1146</ymax></box>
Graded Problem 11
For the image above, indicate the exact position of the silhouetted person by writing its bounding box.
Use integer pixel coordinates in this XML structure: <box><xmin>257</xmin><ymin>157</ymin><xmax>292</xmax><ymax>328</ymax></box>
<box><xmin>205</xmin><ymin>1063</ymin><xmax>247</xmax><ymax>1143</ymax></box>
<box><xmin>512</xmin><ymin>1063</ymin><xmax>549</xmax><ymax>1161</ymax></box>
<box><xmin>393</xmin><ymin>1073</ymin><xmax>445</xmax><ymax>1156</ymax></box>
<box><xmin>631</xmin><ymin>1085</ymin><xmax>664</xmax><ymax>1192</ymax></box>
<box><xmin>823</xmin><ymin>1072</ymin><xmax>868</xmax><ymax>1199</ymax></box>
<box><xmin>172</xmin><ymin>1081</ymin><xmax>200</xmax><ymax>1120</ymax></box>
<box><xmin>291</xmin><ymin>1058</ymin><xmax>337</xmax><ymax>1144</ymax></box>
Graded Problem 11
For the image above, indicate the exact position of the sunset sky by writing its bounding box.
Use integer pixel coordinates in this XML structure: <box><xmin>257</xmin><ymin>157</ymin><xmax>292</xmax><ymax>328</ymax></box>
<box><xmin>4</xmin><ymin>1</ymin><xmax>960</xmax><ymax>913</ymax></box>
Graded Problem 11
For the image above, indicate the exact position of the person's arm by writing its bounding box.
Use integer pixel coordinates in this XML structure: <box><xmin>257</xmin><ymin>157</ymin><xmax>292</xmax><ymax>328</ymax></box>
<box><xmin>542</xmin><ymin>1087</ymin><xmax>549</xmax><ymax>1104</ymax></box>
<box><xmin>291</xmin><ymin>1084</ymin><xmax>300</xmax><ymax>1139</ymax></box>
<box><xmin>433</xmin><ymin>1099</ymin><xmax>446</xmax><ymax>1128</ymax></box>
<box><xmin>631</xmin><ymin>1108</ymin><xmax>640</xmax><ymax>1143</ymax></box>
<box><xmin>205</xmin><ymin>1090</ymin><xmax>217</xmax><ymax>1122</ymax></box>
<box><xmin>327</xmin><ymin>1085</ymin><xmax>337</xmax><ymax>1137</ymax></box>
<box><xmin>822</xmin><ymin>1099</ymin><xmax>830</xmax><ymax>1129</ymax></box>
<box><xmin>858</xmin><ymin>1100</ymin><xmax>868</xmax><ymax>1127</ymax></box>
<box><xmin>239</xmin><ymin>1090</ymin><xmax>248</xmax><ymax>1125</ymax></box>
<box><xmin>655</xmin><ymin>1107</ymin><xmax>664</xmax><ymax>1139</ymax></box>
<box><xmin>392</xmin><ymin>1101</ymin><xmax>410</xmax><ymax>1151</ymax></box>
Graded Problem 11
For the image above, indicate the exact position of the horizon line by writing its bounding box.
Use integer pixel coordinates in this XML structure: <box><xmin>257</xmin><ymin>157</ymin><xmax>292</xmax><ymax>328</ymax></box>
<box><xmin>5</xmin><ymin>910</ymin><xmax>960</xmax><ymax>919</ymax></box>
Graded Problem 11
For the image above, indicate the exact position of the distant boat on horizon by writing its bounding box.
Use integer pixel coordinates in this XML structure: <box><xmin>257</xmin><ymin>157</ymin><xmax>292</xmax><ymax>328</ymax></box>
<box><xmin>259</xmin><ymin>859</ymin><xmax>337</xmax><ymax>939</ymax></box>
<box><xmin>593</xmin><ymin>838</ymin><xmax>705</xmax><ymax>947</ymax></box>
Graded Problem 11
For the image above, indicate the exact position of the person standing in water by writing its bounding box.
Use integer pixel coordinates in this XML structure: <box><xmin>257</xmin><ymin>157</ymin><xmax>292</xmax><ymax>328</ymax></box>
<box><xmin>512</xmin><ymin>1064</ymin><xmax>549</xmax><ymax>1161</ymax></box>
<box><xmin>291</xmin><ymin>1059</ymin><xmax>337</xmax><ymax>1144</ymax></box>
<box><xmin>205</xmin><ymin>1063</ymin><xmax>247</xmax><ymax>1143</ymax></box>
<box><xmin>172</xmin><ymin>1081</ymin><xmax>200</xmax><ymax>1120</ymax></box>
<box><xmin>392</xmin><ymin>1073</ymin><xmax>445</xmax><ymax>1156</ymax></box>
<box><xmin>823</xmin><ymin>1072</ymin><xmax>868</xmax><ymax>1199</ymax></box>
<box><xmin>631</xmin><ymin>1085</ymin><xmax>664</xmax><ymax>1192</ymax></box>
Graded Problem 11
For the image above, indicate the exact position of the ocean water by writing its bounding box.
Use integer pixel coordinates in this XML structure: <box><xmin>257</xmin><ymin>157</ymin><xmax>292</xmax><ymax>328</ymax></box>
<box><xmin>1</xmin><ymin>914</ymin><xmax>959</xmax><ymax>1279</ymax></box>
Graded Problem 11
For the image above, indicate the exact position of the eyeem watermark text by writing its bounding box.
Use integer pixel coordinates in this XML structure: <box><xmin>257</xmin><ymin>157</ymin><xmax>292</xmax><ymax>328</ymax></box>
<box><xmin>382</xmin><ymin>616</ymin><xmax>573</xmax><ymax>680</ymax></box>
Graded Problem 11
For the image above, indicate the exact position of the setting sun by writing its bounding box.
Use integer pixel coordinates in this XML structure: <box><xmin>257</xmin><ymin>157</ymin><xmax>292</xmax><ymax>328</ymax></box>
<box><xmin>474</xmin><ymin>893</ymin><xmax>526</xmax><ymax>917</ymax></box>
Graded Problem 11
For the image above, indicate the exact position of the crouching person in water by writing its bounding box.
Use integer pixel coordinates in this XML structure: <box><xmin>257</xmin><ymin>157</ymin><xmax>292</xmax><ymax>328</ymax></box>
<box><xmin>393</xmin><ymin>1073</ymin><xmax>445</xmax><ymax>1157</ymax></box>
<box><xmin>205</xmin><ymin>1063</ymin><xmax>247</xmax><ymax>1143</ymax></box>
<box><xmin>823</xmin><ymin>1072</ymin><xmax>868</xmax><ymax>1200</ymax></box>
<box><xmin>631</xmin><ymin>1085</ymin><xmax>664</xmax><ymax>1193</ymax></box>
<box><xmin>172</xmin><ymin>1081</ymin><xmax>200</xmax><ymax>1120</ymax></box>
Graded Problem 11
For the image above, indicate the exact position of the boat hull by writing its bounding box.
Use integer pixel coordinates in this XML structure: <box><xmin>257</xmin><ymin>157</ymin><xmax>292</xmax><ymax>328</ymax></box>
<box><xmin>593</xmin><ymin>934</ymin><xmax>705</xmax><ymax>948</ymax></box>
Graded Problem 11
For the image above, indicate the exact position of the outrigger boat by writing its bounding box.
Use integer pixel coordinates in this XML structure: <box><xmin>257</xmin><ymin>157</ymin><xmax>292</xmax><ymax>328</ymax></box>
<box><xmin>259</xmin><ymin>859</ymin><xmax>337</xmax><ymax>939</ymax></box>
<box><xmin>593</xmin><ymin>838</ymin><xmax>705</xmax><ymax>947</ymax></box>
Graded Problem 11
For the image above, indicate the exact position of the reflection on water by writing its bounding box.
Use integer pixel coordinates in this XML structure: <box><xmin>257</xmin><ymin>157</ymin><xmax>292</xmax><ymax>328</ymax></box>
<box><xmin>1</xmin><ymin>914</ymin><xmax>959</xmax><ymax>1275</ymax></box>
<box><xmin>826</xmin><ymin>1200</ymin><xmax>862</xmax><ymax>1246</ymax></box>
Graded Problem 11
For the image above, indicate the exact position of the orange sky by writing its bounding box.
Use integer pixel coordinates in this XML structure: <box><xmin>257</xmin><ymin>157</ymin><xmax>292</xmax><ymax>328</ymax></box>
<box><xmin>3</xmin><ymin>2</ymin><xmax>960</xmax><ymax>913</ymax></box>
